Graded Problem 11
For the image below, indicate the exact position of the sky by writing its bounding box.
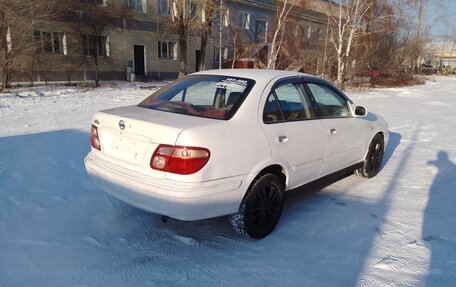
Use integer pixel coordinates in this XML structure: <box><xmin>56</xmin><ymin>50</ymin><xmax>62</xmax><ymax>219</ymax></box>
<box><xmin>425</xmin><ymin>0</ymin><xmax>456</xmax><ymax>38</ymax></box>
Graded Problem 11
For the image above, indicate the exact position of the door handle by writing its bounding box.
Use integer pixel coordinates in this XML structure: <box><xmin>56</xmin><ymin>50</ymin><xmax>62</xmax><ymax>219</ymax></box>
<box><xmin>329</xmin><ymin>128</ymin><xmax>337</xmax><ymax>135</ymax></box>
<box><xmin>276</xmin><ymin>135</ymin><xmax>288</xmax><ymax>143</ymax></box>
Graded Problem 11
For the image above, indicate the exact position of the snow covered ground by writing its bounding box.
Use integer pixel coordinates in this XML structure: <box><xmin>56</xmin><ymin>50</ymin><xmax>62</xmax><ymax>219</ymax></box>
<box><xmin>0</xmin><ymin>76</ymin><xmax>455</xmax><ymax>286</ymax></box>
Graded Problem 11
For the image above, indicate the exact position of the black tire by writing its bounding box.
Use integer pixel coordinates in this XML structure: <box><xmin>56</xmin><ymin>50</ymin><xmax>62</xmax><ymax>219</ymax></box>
<box><xmin>358</xmin><ymin>134</ymin><xmax>385</xmax><ymax>178</ymax></box>
<box><xmin>229</xmin><ymin>174</ymin><xmax>285</xmax><ymax>239</ymax></box>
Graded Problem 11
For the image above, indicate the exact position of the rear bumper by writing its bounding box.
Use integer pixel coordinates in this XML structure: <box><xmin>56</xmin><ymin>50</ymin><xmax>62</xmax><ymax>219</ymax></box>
<box><xmin>84</xmin><ymin>152</ymin><xmax>247</xmax><ymax>220</ymax></box>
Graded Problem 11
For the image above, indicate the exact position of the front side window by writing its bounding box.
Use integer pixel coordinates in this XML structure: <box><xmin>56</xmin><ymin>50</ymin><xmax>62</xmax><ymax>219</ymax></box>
<box><xmin>263</xmin><ymin>93</ymin><xmax>283</xmax><ymax>123</ymax></box>
<box><xmin>139</xmin><ymin>75</ymin><xmax>255</xmax><ymax>120</ymax></box>
<box><xmin>307</xmin><ymin>83</ymin><xmax>350</xmax><ymax>118</ymax></box>
<box><xmin>263</xmin><ymin>82</ymin><xmax>312</xmax><ymax>123</ymax></box>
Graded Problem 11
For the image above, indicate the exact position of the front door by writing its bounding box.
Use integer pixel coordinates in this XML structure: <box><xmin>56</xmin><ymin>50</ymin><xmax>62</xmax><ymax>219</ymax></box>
<box><xmin>260</xmin><ymin>79</ymin><xmax>327</xmax><ymax>189</ymax></box>
<box><xmin>134</xmin><ymin>45</ymin><xmax>145</xmax><ymax>76</ymax></box>
<box><xmin>195</xmin><ymin>50</ymin><xmax>201</xmax><ymax>72</ymax></box>
<box><xmin>306</xmin><ymin>82</ymin><xmax>365</xmax><ymax>175</ymax></box>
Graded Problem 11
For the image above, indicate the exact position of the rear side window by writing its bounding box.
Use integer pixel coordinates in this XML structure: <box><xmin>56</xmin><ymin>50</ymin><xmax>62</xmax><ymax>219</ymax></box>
<box><xmin>263</xmin><ymin>82</ymin><xmax>312</xmax><ymax>123</ymax></box>
<box><xmin>307</xmin><ymin>83</ymin><xmax>350</xmax><ymax>118</ymax></box>
<box><xmin>263</xmin><ymin>94</ymin><xmax>283</xmax><ymax>123</ymax></box>
<box><xmin>139</xmin><ymin>75</ymin><xmax>255</xmax><ymax>120</ymax></box>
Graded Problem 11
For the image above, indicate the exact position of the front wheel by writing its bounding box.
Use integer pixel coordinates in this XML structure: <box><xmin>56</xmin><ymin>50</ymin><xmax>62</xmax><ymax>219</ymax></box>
<box><xmin>357</xmin><ymin>134</ymin><xmax>385</xmax><ymax>178</ymax></box>
<box><xmin>229</xmin><ymin>174</ymin><xmax>285</xmax><ymax>239</ymax></box>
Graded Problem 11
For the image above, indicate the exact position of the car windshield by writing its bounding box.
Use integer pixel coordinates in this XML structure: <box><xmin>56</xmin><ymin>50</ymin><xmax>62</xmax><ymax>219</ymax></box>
<box><xmin>138</xmin><ymin>75</ymin><xmax>255</xmax><ymax>120</ymax></box>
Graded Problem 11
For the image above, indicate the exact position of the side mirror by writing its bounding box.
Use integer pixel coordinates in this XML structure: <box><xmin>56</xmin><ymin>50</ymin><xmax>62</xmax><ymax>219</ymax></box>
<box><xmin>354</xmin><ymin>105</ymin><xmax>367</xmax><ymax>117</ymax></box>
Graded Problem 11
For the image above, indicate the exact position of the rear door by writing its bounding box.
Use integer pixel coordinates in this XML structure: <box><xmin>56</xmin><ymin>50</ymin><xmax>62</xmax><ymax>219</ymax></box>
<box><xmin>305</xmin><ymin>82</ymin><xmax>365</xmax><ymax>175</ymax></box>
<box><xmin>260</xmin><ymin>78</ymin><xmax>327</xmax><ymax>189</ymax></box>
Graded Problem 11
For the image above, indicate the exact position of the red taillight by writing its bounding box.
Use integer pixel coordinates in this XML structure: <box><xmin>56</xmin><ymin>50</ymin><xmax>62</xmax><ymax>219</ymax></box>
<box><xmin>151</xmin><ymin>144</ymin><xmax>210</xmax><ymax>175</ymax></box>
<box><xmin>90</xmin><ymin>124</ymin><xmax>101</xmax><ymax>151</ymax></box>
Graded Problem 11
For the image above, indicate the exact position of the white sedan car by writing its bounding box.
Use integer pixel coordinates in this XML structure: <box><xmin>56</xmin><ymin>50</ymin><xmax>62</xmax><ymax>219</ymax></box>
<box><xmin>85</xmin><ymin>69</ymin><xmax>388</xmax><ymax>239</ymax></box>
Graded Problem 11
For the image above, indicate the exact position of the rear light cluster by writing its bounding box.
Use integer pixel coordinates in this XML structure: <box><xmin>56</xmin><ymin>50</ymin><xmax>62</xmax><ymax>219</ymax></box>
<box><xmin>151</xmin><ymin>144</ymin><xmax>210</xmax><ymax>175</ymax></box>
<box><xmin>90</xmin><ymin>124</ymin><xmax>101</xmax><ymax>151</ymax></box>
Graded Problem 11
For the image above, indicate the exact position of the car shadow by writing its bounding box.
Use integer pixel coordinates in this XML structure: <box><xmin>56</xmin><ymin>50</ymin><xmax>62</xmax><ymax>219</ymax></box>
<box><xmin>422</xmin><ymin>151</ymin><xmax>456</xmax><ymax>286</ymax></box>
<box><xmin>275</xmin><ymin>128</ymin><xmax>412</xmax><ymax>286</ymax></box>
<box><xmin>382</xmin><ymin>131</ymin><xmax>401</xmax><ymax>169</ymax></box>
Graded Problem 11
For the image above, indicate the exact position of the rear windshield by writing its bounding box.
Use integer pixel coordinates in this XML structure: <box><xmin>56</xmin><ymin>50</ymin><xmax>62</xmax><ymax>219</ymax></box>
<box><xmin>138</xmin><ymin>75</ymin><xmax>255</xmax><ymax>120</ymax></box>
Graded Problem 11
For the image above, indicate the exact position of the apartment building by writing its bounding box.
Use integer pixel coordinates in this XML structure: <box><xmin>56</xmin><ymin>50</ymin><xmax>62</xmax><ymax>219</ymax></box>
<box><xmin>4</xmin><ymin>0</ymin><xmax>335</xmax><ymax>84</ymax></box>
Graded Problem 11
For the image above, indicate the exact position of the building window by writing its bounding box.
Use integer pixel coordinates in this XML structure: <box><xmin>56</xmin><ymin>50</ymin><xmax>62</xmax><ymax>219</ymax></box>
<box><xmin>224</xmin><ymin>46</ymin><xmax>231</xmax><ymax>60</ymax></box>
<box><xmin>223</xmin><ymin>8</ymin><xmax>229</xmax><ymax>26</ymax></box>
<box><xmin>189</xmin><ymin>0</ymin><xmax>197</xmax><ymax>19</ymax></box>
<box><xmin>299</xmin><ymin>25</ymin><xmax>306</xmax><ymax>47</ymax></box>
<box><xmin>240</xmin><ymin>12</ymin><xmax>250</xmax><ymax>30</ymax></box>
<box><xmin>158</xmin><ymin>41</ymin><xmax>177</xmax><ymax>59</ymax></box>
<box><xmin>80</xmin><ymin>0</ymin><xmax>106</xmax><ymax>5</ymax></box>
<box><xmin>318</xmin><ymin>28</ymin><xmax>324</xmax><ymax>40</ymax></box>
<box><xmin>311</xmin><ymin>26</ymin><xmax>318</xmax><ymax>40</ymax></box>
<box><xmin>81</xmin><ymin>35</ymin><xmax>110</xmax><ymax>57</ymax></box>
<box><xmin>213</xmin><ymin>46</ymin><xmax>228</xmax><ymax>62</ymax></box>
<box><xmin>0</xmin><ymin>26</ymin><xmax>12</xmax><ymax>52</ymax></box>
<box><xmin>34</xmin><ymin>31</ymin><xmax>63</xmax><ymax>54</ymax></box>
<box><xmin>213</xmin><ymin>46</ymin><xmax>220</xmax><ymax>62</ymax></box>
<box><xmin>129</xmin><ymin>0</ymin><xmax>146</xmax><ymax>12</ymax></box>
<box><xmin>157</xmin><ymin>0</ymin><xmax>169</xmax><ymax>15</ymax></box>
<box><xmin>255</xmin><ymin>20</ymin><xmax>268</xmax><ymax>43</ymax></box>
<box><xmin>62</xmin><ymin>33</ymin><xmax>68</xmax><ymax>55</ymax></box>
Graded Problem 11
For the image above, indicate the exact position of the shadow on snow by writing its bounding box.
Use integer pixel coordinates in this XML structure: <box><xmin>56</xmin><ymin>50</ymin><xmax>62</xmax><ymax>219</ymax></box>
<box><xmin>0</xmin><ymin>129</ymin><xmax>407</xmax><ymax>286</ymax></box>
<box><xmin>423</xmin><ymin>151</ymin><xmax>456</xmax><ymax>286</ymax></box>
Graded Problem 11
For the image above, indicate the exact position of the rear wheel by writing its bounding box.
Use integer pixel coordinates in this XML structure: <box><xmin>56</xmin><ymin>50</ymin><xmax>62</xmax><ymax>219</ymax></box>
<box><xmin>358</xmin><ymin>134</ymin><xmax>384</xmax><ymax>178</ymax></box>
<box><xmin>229</xmin><ymin>174</ymin><xmax>284</xmax><ymax>239</ymax></box>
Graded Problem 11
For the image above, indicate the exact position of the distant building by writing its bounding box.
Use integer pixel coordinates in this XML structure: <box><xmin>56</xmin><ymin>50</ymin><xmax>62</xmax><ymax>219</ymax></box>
<box><xmin>425</xmin><ymin>41</ymin><xmax>456</xmax><ymax>71</ymax></box>
<box><xmin>3</xmin><ymin>0</ymin><xmax>337</xmax><ymax>84</ymax></box>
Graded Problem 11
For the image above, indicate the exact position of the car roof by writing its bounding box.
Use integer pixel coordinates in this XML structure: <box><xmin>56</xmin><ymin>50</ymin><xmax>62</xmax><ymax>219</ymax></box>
<box><xmin>193</xmin><ymin>69</ymin><xmax>320</xmax><ymax>83</ymax></box>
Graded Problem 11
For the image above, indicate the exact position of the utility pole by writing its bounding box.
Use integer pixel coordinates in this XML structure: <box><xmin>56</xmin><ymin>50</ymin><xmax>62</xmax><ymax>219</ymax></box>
<box><xmin>440</xmin><ymin>38</ymin><xmax>447</xmax><ymax>70</ymax></box>
<box><xmin>219</xmin><ymin>0</ymin><xmax>223</xmax><ymax>69</ymax></box>
<box><xmin>449</xmin><ymin>39</ymin><xmax>456</xmax><ymax>71</ymax></box>
<box><xmin>413</xmin><ymin>0</ymin><xmax>427</xmax><ymax>71</ymax></box>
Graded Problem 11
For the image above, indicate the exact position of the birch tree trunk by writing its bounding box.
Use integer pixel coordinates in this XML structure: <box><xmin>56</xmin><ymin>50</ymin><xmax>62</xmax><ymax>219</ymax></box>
<box><xmin>331</xmin><ymin>0</ymin><xmax>376</xmax><ymax>88</ymax></box>
<box><xmin>198</xmin><ymin>0</ymin><xmax>215</xmax><ymax>71</ymax></box>
<box><xmin>178</xmin><ymin>23</ymin><xmax>187</xmax><ymax>78</ymax></box>
<box><xmin>267</xmin><ymin>0</ymin><xmax>293</xmax><ymax>70</ymax></box>
<box><xmin>412</xmin><ymin>1</ymin><xmax>426</xmax><ymax>71</ymax></box>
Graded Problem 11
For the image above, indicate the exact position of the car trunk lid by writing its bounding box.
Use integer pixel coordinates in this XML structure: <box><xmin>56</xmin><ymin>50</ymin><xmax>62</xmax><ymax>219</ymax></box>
<box><xmin>92</xmin><ymin>105</ymin><xmax>218</xmax><ymax>177</ymax></box>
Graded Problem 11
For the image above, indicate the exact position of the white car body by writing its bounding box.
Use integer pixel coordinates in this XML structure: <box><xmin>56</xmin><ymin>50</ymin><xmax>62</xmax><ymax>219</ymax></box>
<box><xmin>85</xmin><ymin>69</ymin><xmax>388</xmax><ymax>223</ymax></box>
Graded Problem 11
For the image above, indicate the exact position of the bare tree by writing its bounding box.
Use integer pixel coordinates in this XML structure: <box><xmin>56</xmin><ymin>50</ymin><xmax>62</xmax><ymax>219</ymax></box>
<box><xmin>197</xmin><ymin>0</ymin><xmax>216</xmax><ymax>71</ymax></box>
<box><xmin>267</xmin><ymin>0</ymin><xmax>295</xmax><ymax>69</ymax></box>
<box><xmin>408</xmin><ymin>0</ymin><xmax>429</xmax><ymax>70</ymax></box>
<box><xmin>322</xmin><ymin>0</ymin><xmax>334</xmax><ymax>77</ymax></box>
<box><xmin>228</xmin><ymin>24</ymin><xmax>241</xmax><ymax>68</ymax></box>
<box><xmin>168</xmin><ymin>0</ymin><xmax>199</xmax><ymax>78</ymax></box>
<box><xmin>0</xmin><ymin>0</ymin><xmax>62</xmax><ymax>91</ymax></box>
<box><xmin>223</xmin><ymin>4</ymin><xmax>249</xmax><ymax>69</ymax></box>
<box><xmin>325</xmin><ymin>0</ymin><xmax>390</xmax><ymax>87</ymax></box>
<box><xmin>67</xmin><ymin>0</ymin><xmax>130</xmax><ymax>87</ymax></box>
